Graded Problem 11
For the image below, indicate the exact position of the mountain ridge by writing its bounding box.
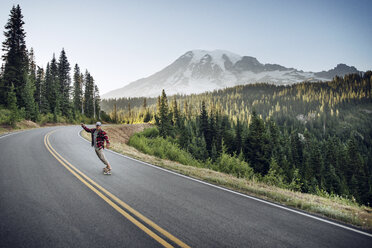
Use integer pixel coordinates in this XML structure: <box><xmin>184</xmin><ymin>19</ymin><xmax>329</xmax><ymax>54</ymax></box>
<box><xmin>102</xmin><ymin>50</ymin><xmax>363</xmax><ymax>99</ymax></box>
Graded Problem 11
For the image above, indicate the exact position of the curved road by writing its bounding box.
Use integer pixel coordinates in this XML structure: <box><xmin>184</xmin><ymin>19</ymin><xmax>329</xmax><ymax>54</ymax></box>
<box><xmin>0</xmin><ymin>126</ymin><xmax>371</xmax><ymax>247</ymax></box>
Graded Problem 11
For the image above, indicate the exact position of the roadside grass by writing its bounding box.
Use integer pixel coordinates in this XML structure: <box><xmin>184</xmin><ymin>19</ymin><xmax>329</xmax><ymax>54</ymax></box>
<box><xmin>0</xmin><ymin>119</ymin><xmax>76</xmax><ymax>136</ymax></box>
<box><xmin>81</xmin><ymin>124</ymin><xmax>372</xmax><ymax>231</ymax></box>
<box><xmin>129</xmin><ymin>133</ymin><xmax>202</xmax><ymax>167</ymax></box>
<box><xmin>0</xmin><ymin>120</ymin><xmax>41</xmax><ymax>135</ymax></box>
<box><xmin>0</xmin><ymin>126</ymin><xmax>8</xmax><ymax>135</ymax></box>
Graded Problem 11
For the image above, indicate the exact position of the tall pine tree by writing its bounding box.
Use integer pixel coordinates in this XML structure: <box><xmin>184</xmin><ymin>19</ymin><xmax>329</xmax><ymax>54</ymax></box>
<box><xmin>21</xmin><ymin>47</ymin><xmax>38</xmax><ymax>120</ymax></box>
<box><xmin>72</xmin><ymin>64</ymin><xmax>83</xmax><ymax>113</ymax></box>
<box><xmin>94</xmin><ymin>85</ymin><xmax>101</xmax><ymax>119</ymax></box>
<box><xmin>243</xmin><ymin>110</ymin><xmax>270</xmax><ymax>174</ymax></box>
<box><xmin>155</xmin><ymin>89</ymin><xmax>172</xmax><ymax>137</ymax></box>
<box><xmin>47</xmin><ymin>54</ymin><xmax>61</xmax><ymax>116</ymax></box>
<box><xmin>84</xmin><ymin>70</ymin><xmax>94</xmax><ymax>118</ymax></box>
<box><xmin>7</xmin><ymin>83</ymin><xmax>18</xmax><ymax>126</ymax></box>
<box><xmin>40</xmin><ymin>63</ymin><xmax>50</xmax><ymax>113</ymax></box>
<box><xmin>35</xmin><ymin>66</ymin><xmax>44</xmax><ymax>109</ymax></box>
<box><xmin>22</xmin><ymin>74</ymin><xmax>37</xmax><ymax>121</ymax></box>
<box><xmin>1</xmin><ymin>5</ymin><xmax>28</xmax><ymax>107</ymax></box>
<box><xmin>58</xmin><ymin>48</ymin><xmax>71</xmax><ymax>116</ymax></box>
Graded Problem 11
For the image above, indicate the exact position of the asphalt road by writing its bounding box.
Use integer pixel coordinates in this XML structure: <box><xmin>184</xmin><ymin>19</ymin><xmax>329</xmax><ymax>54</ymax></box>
<box><xmin>0</xmin><ymin>126</ymin><xmax>371</xmax><ymax>248</ymax></box>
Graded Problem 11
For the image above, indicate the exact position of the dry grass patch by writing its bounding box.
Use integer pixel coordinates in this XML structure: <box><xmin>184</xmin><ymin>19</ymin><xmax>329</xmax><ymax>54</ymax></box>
<box><xmin>81</xmin><ymin>124</ymin><xmax>372</xmax><ymax>231</ymax></box>
<box><xmin>0</xmin><ymin>120</ymin><xmax>41</xmax><ymax>135</ymax></box>
<box><xmin>102</xmin><ymin>123</ymin><xmax>152</xmax><ymax>144</ymax></box>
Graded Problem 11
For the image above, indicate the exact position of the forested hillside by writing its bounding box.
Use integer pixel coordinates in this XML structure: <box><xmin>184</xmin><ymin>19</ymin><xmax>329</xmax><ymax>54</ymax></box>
<box><xmin>0</xmin><ymin>5</ymin><xmax>107</xmax><ymax>126</ymax></box>
<box><xmin>102</xmin><ymin>72</ymin><xmax>372</xmax><ymax>205</ymax></box>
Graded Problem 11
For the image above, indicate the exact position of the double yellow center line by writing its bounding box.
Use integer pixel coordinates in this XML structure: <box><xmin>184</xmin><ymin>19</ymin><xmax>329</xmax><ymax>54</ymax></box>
<box><xmin>44</xmin><ymin>130</ymin><xmax>190</xmax><ymax>248</ymax></box>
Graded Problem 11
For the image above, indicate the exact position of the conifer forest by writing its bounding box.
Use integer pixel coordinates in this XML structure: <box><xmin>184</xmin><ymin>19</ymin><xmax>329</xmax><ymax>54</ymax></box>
<box><xmin>102</xmin><ymin>74</ymin><xmax>372</xmax><ymax>205</ymax></box>
<box><xmin>0</xmin><ymin>5</ymin><xmax>105</xmax><ymax>126</ymax></box>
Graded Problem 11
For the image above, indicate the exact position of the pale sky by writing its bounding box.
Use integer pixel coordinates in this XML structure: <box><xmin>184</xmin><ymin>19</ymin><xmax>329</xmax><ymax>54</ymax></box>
<box><xmin>1</xmin><ymin>0</ymin><xmax>371</xmax><ymax>94</ymax></box>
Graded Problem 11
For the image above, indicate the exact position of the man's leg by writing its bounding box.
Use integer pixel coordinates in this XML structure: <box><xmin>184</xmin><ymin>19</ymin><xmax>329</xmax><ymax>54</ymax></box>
<box><xmin>95</xmin><ymin>148</ymin><xmax>112</xmax><ymax>170</ymax></box>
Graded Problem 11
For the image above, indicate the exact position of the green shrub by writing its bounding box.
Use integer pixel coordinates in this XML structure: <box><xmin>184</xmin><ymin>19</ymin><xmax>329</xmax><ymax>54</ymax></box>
<box><xmin>0</xmin><ymin>108</ymin><xmax>11</xmax><ymax>124</ymax></box>
<box><xmin>39</xmin><ymin>113</ymin><xmax>54</xmax><ymax>125</ymax></box>
<box><xmin>263</xmin><ymin>158</ymin><xmax>286</xmax><ymax>188</ymax></box>
<box><xmin>288</xmin><ymin>168</ymin><xmax>303</xmax><ymax>191</ymax></box>
<box><xmin>129</xmin><ymin>132</ymin><xmax>200</xmax><ymax>166</ymax></box>
<box><xmin>129</xmin><ymin>128</ymin><xmax>256</xmax><ymax>178</ymax></box>
<box><xmin>216</xmin><ymin>152</ymin><xmax>254</xmax><ymax>179</ymax></box>
<box><xmin>56</xmin><ymin>114</ymin><xmax>68</xmax><ymax>123</ymax></box>
<box><xmin>141</xmin><ymin>127</ymin><xmax>159</xmax><ymax>138</ymax></box>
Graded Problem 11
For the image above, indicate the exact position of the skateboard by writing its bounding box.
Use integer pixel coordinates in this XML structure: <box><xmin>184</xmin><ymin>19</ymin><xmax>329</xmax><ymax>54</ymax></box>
<box><xmin>103</xmin><ymin>168</ymin><xmax>112</xmax><ymax>175</ymax></box>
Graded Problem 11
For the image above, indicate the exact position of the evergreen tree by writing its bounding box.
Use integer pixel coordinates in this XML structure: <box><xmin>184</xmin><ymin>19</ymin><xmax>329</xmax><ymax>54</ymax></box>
<box><xmin>72</xmin><ymin>64</ymin><xmax>83</xmax><ymax>112</ymax></box>
<box><xmin>22</xmin><ymin>75</ymin><xmax>37</xmax><ymax>121</ymax></box>
<box><xmin>264</xmin><ymin>157</ymin><xmax>285</xmax><ymax>187</ymax></box>
<box><xmin>235</xmin><ymin>117</ymin><xmax>243</xmax><ymax>153</ymax></box>
<box><xmin>171</xmin><ymin>98</ymin><xmax>182</xmax><ymax>130</ymax></box>
<box><xmin>40</xmin><ymin>64</ymin><xmax>50</xmax><ymax>113</ymax></box>
<box><xmin>0</xmin><ymin>63</ymin><xmax>4</xmax><ymax>78</ymax></box>
<box><xmin>290</xmin><ymin>132</ymin><xmax>303</xmax><ymax>171</ymax></box>
<box><xmin>7</xmin><ymin>83</ymin><xmax>18</xmax><ymax>127</ymax></box>
<box><xmin>80</xmin><ymin>72</ymin><xmax>84</xmax><ymax>114</ymax></box>
<box><xmin>346</xmin><ymin>138</ymin><xmax>360</xmax><ymax>185</ymax></box>
<box><xmin>183</xmin><ymin>101</ymin><xmax>190</xmax><ymax>120</ymax></box>
<box><xmin>156</xmin><ymin>90</ymin><xmax>172</xmax><ymax>137</ymax></box>
<box><xmin>28</xmin><ymin>48</ymin><xmax>36</xmax><ymax>84</ymax></box>
<box><xmin>208</xmin><ymin>106</ymin><xmax>218</xmax><ymax>158</ymax></box>
<box><xmin>112</xmin><ymin>103</ymin><xmax>117</xmax><ymax>123</ymax></box>
<box><xmin>188</xmin><ymin>135</ymin><xmax>208</xmax><ymax>161</ymax></box>
<box><xmin>83</xmin><ymin>71</ymin><xmax>94</xmax><ymax>118</ymax></box>
<box><xmin>48</xmin><ymin>54</ymin><xmax>61</xmax><ymax>116</ymax></box>
<box><xmin>1</xmin><ymin>5</ymin><xmax>28</xmax><ymax>107</ymax></box>
<box><xmin>267</xmin><ymin>120</ymin><xmax>280</xmax><ymax>159</ymax></box>
<box><xmin>346</xmin><ymin>138</ymin><xmax>368</xmax><ymax>202</ymax></box>
<box><xmin>288</xmin><ymin>168</ymin><xmax>303</xmax><ymax>191</ymax></box>
<box><xmin>19</xmin><ymin>47</ymin><xmax>38</xmax><ymax>120</ymax></box>
<box><xmin>243</xmin><ymin>110</ymin><xmax>270</xmax><ymax>174</ymax></box>
<box><xmin>127</xmin><ymin>102</ymin><xmax>131</xmax><ymax>120</ymax></box>
<box><xmin>143</xmin><ymin>109</ymin><xmax>151</xmax><ymax>123</ymax></box>
<box><xmin>143</xmin><ymin>98</ymin><xmax>147</xmax><ymax>108</ymax></box>
<box><xmin>199</xmin><ymin>100</ymin><xmax>211</xmax><ymax>153</ymax></box>
<box><xmin>58</xmin><ymin>48</ymin><xmax>71</xmax><ymax>116</ymax></box>
<box><xmin>34</xmin><ymin>66</ymin><xmax>43</xmax><ymax>108</ymax></box>
<box><xmin>143</xmin><ymin>98</ymin><xmax>151</xmax><ymax>122</ymax></box>
<box><xmin>220</xmin><ymin>115</ymin><xmax>235</xmax><ymax>155</ymax></box>
<box><xmin>323</xmin><ymin>138</ymin><xmax>341</xmax><ymax>194</ymax></box>
<box><xmin>94</xmin><ymin>85</ymin><xmax>101</xmax><ymax>119</ymax></box>
<box><xmin>304</xmin><ymin>140</ymin><xmax>324</xmax><ymax>193</ymax></box>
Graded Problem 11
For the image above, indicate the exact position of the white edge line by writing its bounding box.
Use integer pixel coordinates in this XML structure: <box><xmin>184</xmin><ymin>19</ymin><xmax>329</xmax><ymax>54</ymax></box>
<box><xmin>0</xmin><ymin>130</ymin><xmax>26</xmax><ymax>139</ymax></box>
<box><xmin>0</xmin><ymin>126</ymin><xmax>60</xmax><ymax>140</ymax></box>
<box><xmin>76</xmin><ymin>128</ymin><xmax>372</xmax><ymax>238</ymax></box>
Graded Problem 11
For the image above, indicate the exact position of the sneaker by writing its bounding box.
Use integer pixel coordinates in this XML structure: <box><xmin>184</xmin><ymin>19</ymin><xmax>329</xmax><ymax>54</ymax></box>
<box><xmin>104</xmin><ymin>170</ymin><xmax>111</xmax><ymax>175</ymax></box>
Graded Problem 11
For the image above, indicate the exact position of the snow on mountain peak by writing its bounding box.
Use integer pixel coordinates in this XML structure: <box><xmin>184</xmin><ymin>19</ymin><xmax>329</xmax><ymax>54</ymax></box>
<box><xmin>102</xmin><ymin>50</ymin><xmax>363</xmax><ymax>99</ymax></box>
<box><xmin>184</xmin><ymin>49</ymin><xmax>242</xmax><ymax>70</ymax></box>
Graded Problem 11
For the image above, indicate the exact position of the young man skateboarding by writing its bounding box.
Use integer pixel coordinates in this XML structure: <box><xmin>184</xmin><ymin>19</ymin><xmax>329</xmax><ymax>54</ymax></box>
<box><xmin>81</xmin><ymin>122</ymin><xmax>112</xmax><ymax>175</ymax></box>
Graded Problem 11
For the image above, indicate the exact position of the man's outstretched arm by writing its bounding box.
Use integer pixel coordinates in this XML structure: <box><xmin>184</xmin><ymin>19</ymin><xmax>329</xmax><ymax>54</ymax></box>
<box><xmin>81</xmin><ymin>123</ymin><xmax>93</xmax><ymax>133</ymax></box>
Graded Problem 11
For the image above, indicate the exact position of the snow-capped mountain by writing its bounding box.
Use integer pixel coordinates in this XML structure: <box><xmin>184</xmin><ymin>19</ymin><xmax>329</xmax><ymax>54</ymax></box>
<box><xmin>102</xmin><ymin>50</ymin><xmax>362</xmax><ymax>99</ymax></box>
